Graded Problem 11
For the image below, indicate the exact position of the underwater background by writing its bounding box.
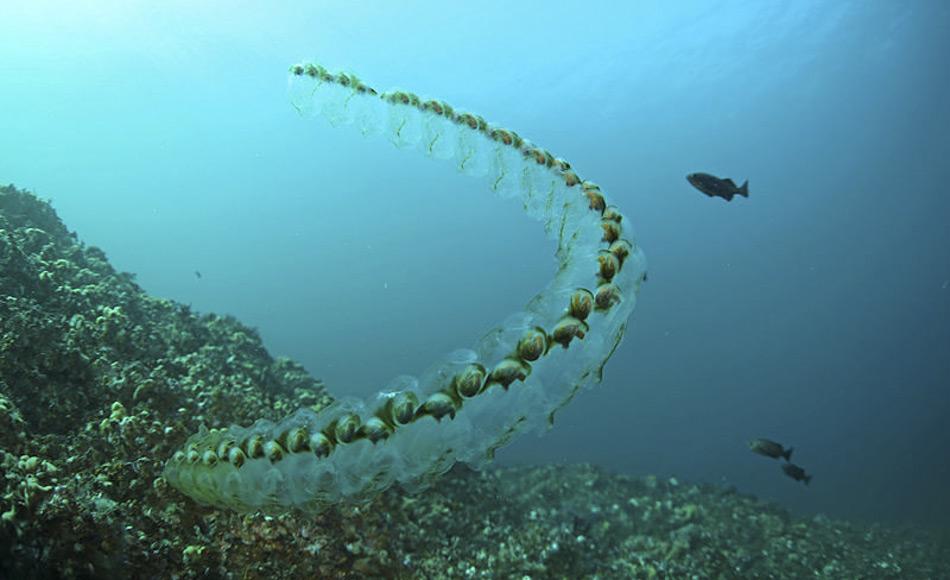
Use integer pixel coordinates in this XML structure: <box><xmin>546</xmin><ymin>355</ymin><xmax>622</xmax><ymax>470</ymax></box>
<box><xmin>1</xmin><ymin>0</ymin><xmax>947</xmax><ymax>555</ymax></box>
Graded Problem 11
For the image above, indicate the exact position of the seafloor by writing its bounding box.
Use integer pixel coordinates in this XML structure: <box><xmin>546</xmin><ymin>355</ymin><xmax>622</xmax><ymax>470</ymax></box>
<box><xmin>1</xmin><ymin>184</ymin><xmax>947</xmax><ymax>579</ymax></box>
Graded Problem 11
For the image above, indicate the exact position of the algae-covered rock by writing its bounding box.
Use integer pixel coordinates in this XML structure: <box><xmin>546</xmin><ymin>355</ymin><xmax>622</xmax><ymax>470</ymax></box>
<box><xmin>0</xmin><ymin>185</ymin><xmax>335</xmax><ymax>577</ymax></box>
<box><xmin>373</xmin><ymin>464</ymin><xmax>949</xmax><ymax>579</ymax></box>
<box><xmin>0</xmin><ymin>186</ymin><xmax>330</xmax><ymax>437</ymax></box>
<box><xmin>1</xmin><ymin>184</ymin><xmax>948</xmax><ymax>578</ymax></box>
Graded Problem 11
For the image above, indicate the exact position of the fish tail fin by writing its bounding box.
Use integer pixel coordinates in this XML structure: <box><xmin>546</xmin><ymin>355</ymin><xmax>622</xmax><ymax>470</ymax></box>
<box><xmin>739</xmin><ymin>180</ymin><xmax>749</xmax><ymax>197</ymax></box>
<box><xmin>805</xmin><ymin>474</ymin><xmax>812</xmax><ymax>486</ymax></box>
<box><xmin>784</xmin><ymin>447</ymin><xmax>793</xmax><ymax>462</ymax></box>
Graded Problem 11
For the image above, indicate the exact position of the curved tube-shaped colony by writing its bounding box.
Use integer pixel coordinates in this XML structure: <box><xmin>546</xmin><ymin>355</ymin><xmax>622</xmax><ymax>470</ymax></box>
<box><xmin>163</xmin><ymin>62</ymin><xmax>648</xmax><ymax>513</ymax></box>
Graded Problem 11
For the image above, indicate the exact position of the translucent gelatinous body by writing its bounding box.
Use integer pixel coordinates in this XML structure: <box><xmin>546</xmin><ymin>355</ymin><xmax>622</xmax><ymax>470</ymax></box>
<box><xmin>163</xmin><ymin>62</ymin><xmax>648</xmax><ymax>513</ymax></box>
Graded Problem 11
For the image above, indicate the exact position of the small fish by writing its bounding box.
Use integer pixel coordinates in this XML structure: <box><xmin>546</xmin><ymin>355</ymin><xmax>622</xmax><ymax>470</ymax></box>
<box><xmin>194</xmin><ymin>270</ymin><xmax>202</xmax><ymax>279</ymax></box>
<box><xmin>782</xmin><ymin>462</ymin><xmax>812</xmax><ymax>485</ymax></box>
<box><xmin>748</xmin><ymin>438</ymin><xmax>793</xmax><ymax>461</ymax></box>
<box><xmin>687</xmin><ymin>172</ymin><xmax>749</xmax><ymax>201</ymax></box>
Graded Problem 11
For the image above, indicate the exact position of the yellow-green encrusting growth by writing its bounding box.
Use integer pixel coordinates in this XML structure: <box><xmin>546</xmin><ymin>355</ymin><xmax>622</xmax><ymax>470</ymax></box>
<box><xmin>163</xmin><ymin>62</ymin><xmax>648</xmax><ymax>513</ymax></box>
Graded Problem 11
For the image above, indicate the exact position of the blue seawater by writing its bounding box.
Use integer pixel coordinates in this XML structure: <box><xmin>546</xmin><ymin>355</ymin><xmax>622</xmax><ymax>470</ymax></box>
<box><xmin>1</xmin><ymin>0</ymin><xmax>947</xmax><ymax>528</ymax></box>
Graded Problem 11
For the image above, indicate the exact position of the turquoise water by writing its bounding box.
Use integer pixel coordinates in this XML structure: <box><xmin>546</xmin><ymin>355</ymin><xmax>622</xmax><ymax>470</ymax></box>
<box><xmin>1</xmin><ymin>1</ymin><xmax>947</xmax><ymax>527</ymax></box>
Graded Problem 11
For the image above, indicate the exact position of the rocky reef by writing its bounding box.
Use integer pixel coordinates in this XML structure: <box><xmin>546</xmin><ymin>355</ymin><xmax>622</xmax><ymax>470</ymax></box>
<box><xmin>1</xmin><ymin>184</ymin><xmax>947</xmax><ymax>578</ymax></box>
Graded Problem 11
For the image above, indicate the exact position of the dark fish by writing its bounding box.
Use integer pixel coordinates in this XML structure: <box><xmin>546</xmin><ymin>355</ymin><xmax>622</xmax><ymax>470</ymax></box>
<box><xmin>782</xmin><ymin>463</ymin><xmax>812</xmax><ymax>485</ymax></box>
<box><xmin>687</xmin><ymin>172</ymin><xmax>749</xmax><ymax>201</ymax></box>
<box><xmin>194</xmin><ymin>270</ymin><xmax>202</xmax><ymax>279</ymax></box>
<box><xmin>748</xmin><ymin>438</ymin><xmax>793</xmax><ymax>461</ymax></box>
